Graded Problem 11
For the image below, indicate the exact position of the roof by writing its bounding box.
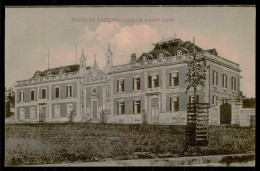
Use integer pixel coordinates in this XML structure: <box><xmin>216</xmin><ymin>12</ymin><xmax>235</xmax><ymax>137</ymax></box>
<box><xmin>204</xmin><ymin>48</ymin><xmax>218</xmax><ymax>55</ymax></box>
<box><xmin>135</xmin><ymin>39</ymin><xmax>205</xmax><ymax>62</ymax></box>
<box><xmin>32</xmin><ymin>64</ymin><xmax>91</xmax><ymax>78</ymax></box>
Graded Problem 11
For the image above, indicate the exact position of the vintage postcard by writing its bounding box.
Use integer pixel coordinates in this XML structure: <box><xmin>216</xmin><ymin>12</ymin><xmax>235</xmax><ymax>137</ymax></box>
<box><xmin>5</xmin><ymin>6</ymin><xmax>255</xmax><ymax>166</ymax></box>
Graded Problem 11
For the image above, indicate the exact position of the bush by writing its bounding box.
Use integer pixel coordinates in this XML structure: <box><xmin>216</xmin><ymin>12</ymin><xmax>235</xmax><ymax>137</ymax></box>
<box><xmin>5</xmin><ymin>124</ymin><xmax>255</xmax><ymax>166</ymax></box>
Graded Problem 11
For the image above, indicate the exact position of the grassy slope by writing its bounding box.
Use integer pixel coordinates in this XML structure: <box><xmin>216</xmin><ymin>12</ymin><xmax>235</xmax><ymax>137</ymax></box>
<box><xmin>5</xmin><ymin>123</ymin><xmax>255</xmax><ymax>166</ymax></box>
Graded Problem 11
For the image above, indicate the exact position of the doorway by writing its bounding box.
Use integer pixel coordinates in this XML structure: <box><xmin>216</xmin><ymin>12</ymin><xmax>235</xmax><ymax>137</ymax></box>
<box><xmin>92</xmin><ymin>101</ymin><xmax>98</xmax><ymax>119</ymax></box>
<box><xmin>150</xmin><ymin>98</ymin><xmax>159</xmax><ymax>124</ymax></box>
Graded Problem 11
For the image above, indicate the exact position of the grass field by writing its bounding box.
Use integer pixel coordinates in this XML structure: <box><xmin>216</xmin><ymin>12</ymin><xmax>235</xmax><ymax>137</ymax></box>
<box><xmin>5</xmin><ymin>123</ymin><xmax>255</xmax><ymax>166</ymax></box>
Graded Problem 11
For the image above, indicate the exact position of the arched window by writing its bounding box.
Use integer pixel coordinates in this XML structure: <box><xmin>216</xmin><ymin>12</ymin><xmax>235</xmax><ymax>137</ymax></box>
<box><xmin>177</xmin><ymin>50</ymin><xmax>182</xmax><ymax>56</ymax></box>
<box><xmin>142</xmin><ymin>56</ymin><xmax>147</xmax><ymax>61</ymax></box>
<box><xmin>158</xmin><ymin>53</ymin><xmax>164</xmax><ymax>59</ymax></box>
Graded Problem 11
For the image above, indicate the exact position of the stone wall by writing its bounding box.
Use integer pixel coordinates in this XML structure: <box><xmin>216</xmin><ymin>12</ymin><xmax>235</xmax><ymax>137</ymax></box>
<box><xmin>158</xmin><ymin>111</ymin><xmax>187</xmax><ymax>125</ymax></box>
<box><xmin>209</xmin><ymin>100</ymin><xmax>255</xmax><ymax>127</ymax></box>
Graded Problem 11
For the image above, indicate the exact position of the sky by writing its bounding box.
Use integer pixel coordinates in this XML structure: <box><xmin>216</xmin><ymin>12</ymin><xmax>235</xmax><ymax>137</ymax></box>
<box><xmin>5</xmin><ymin>7</ymin><xmax>255</xmax><ymax>97</ymax></box>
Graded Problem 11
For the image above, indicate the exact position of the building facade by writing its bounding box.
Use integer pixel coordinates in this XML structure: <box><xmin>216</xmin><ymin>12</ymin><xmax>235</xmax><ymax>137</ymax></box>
<box><xmin>14</xmin><ymin>36</ymin><xmax>241</xmax><ymax>124</ymax></box>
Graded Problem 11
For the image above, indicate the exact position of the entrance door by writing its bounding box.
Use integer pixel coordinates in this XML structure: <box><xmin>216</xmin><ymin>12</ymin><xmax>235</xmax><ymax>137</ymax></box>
<box><xmin>220</xmin><ymin>102</ymin><xmax>232</xmax><ymax>124</ymax></box>
<box><xmin>151</xmin><ymin>98</ymin><xmax>159</xmax><ymax>124</ymax></box>
<box><xmin>92</xmin><ymin>101</ymin><xmax>97</xmax><ymax>118</ymax></box>
<box><xmin>39</xmin><ymin>106</ymin><xmax>46</xmax><ymax>122</ymax></box>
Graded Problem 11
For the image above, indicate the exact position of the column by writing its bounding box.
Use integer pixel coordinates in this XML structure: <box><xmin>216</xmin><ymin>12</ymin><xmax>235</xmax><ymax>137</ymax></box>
<box><xmin>103</xmin><ymin>85</ymin><xmax>106</xmax><ymax>110</ymax></box>
<box><xmin>14</xmin><ymin>87</ymin><xmax>17</xmax><ymax>120</ymax></box>
<box><xmin>48</xmin><ymin>84</ymin><xmax>51</xmax><ymax>121</ymax></box>
<box><xmin>215</xmin><ymin>100</ymin><xmax>222</xmax><ymax>125</ymax></box>
<box><xmin>110</xmin><ymin>76</ymin><xmax>114</xmax><ymax>115</ymax></box>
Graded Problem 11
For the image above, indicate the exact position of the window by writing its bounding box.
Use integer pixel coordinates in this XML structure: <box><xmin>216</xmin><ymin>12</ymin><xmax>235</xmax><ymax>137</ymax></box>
<box><xmin>30</xmin><ymin>107</ymin><xmax>35</xmax><ymax>119</ymax></box>
<box><xmin>212</xmin><ymin>95</ymin><xmax>218</xmax><ymax>105</ymax></box>
<box><xmin>20</xmin><ymin>108</ymin><xmax>25</xmax><ymax>120</ymax></box>
<box><xmin>170</xmin><ymin>72</ymin><xmax>179</xmax><ymax>87</ymax></box>
<box><xmin>117</xmin><ymin>79</ymin><xmax>124</xmax><ymax>92</ymax></box>
<box><xmin>47</xmin><ymin>71</ymin><xmax>52</xmax><ymax>76</ymax></box>
<box><xmin>222</xmin><ymin>97</ymin><xmax>227</xmax><ymax>103</ymax></box>
<box><xmin>117</xmin><ymin>101</ymin><xmax>125</xmax><ymax>115</ymax></box>
<box><xmin>222</xmin><ymin>74</ymin><xmax>227</xmax><ymax>88</ymax></box>
<box><xmin>133</xmin><ymin>100</ymin><xmax>141</xmax><ymax>114</ymax></box>
<box><xmin>54</xmin><ymin>105</ymin><xmax>60</xmax><ymax>118</ymax></box>
<box><xmin>66</xmin><ymin>85</ymin><xmax>73</xmax><ymax>98</ymax></box>
<box><xmin>231</xmin><ymin>77</ymin><xmax>236</xmax><ymax>90</ymax></box>
<box><xmin>148</xmin><ymin>74</ymin><xmax>159</xmax><ymax>88</ymax></box>
<box><xmin>60</xmin><ymin>69</ymin><xmax>65</xmax><ymax>74</ymax></box>
<box><xmin>177</xmin><ymin>50</ymin><xmax>182</xmax><ymax>56</ymax></box>
<box><xmin>19</xmin><ymin>91</ymin><xmax>25</xmax><ymax>102</ymax></box>
<box><xmin>142</xmin><ymin>56</ymin><xmax>147</xmax><ymax>61</ymax></box>
<box><xmin>55</xmin><ymin>87</ymin><xmax>60</xmax><ymax>99</ymax></box>
<box><xmin>41</xmin><ymin>88</ymin><xmax>46</xmax><ymax>99</ymax></box>
<box><xmin>189</xmin><ymin>95</ymin><xmax>199</xmax><ymax>103</ymax></box>
<box><xmin>36</xmin><ymin>73</ymin><xmax>40</xmax><ymax>78</ymax></box>
<box><xmin>158</xmin><ymin>53</ymin><xmax>164</xmax><ymax>59</ymax></box>
<box><xmin>213</xmin><ymin>70</ymin><xmax>218</xmax><ymax>86</ymax></box>
<box><xmin>170</xmin><ymin>96</ymin><xmax>179</xmax><ymax>112</ymax></box>
<box><xmin>30</xmin><ymin>90</ymin><xmax>35</xmax><ymax>101</ymax></box>
<box><xmin>133</xmin><ymin>77</ymin><xmax>140</xmax><ymax>91</ymax></box>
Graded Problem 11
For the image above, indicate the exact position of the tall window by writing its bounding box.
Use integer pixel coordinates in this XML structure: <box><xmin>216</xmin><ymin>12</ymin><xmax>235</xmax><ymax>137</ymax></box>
<box><xmin>170</xmin><ymin>96</ymin><xmax>179</xmax><ymax>112</ymax></box>
<box><xmin>133</xmin><ymin>77</ymin><xmax>140</xmax><ymax>91</ymax></box>
<box><xmin>117</xmin><ymin>101</ymin><xmax>125</xmax><ymax>115</ymax></box>
<box><xmin>177</xmin><ymin>50</ymin><xmax>182</xmax><ymax>56</ymax></box>
<box><xmin>212</xmin><ymin>95</ymin><xmax>218</xmax><ymax>105</ymax></box>
<box><xmin>213</xmin><ymin>70</ymin><xmax>218</xmax><ymax>86</ymax></box>
<box><xmin>30</xmin><ymin>90</ymin><xmax>35</xmax><ymax>102</ymax></box>
<box><xmin>231</xmin><ymin>77</ymin><xmax>236</xmax><ymax>90</ymax></box>
<box><xmin>55</xmin><ymin>87</ymin><xmax>60</xmax><ymax>99</ymax></box>
<box><xmin>189</xmin><ymin>95</ymin><xmax>199</xmax><ymax>103</ymax></box>
<box><xmin>170</xmin><ymin>72</ymin><xmax>179</xmax><ymax>87</ymax></box>
<box><xmin>41</xmin><ymin>88</ymin><xmax>46</xmax><ymax>99</ymax></box>
<box><xmin>30</xmin><ymin>107</ymin><xmax>35</xmax><ymax>119</ymax></box>
<box><xmin>117</xmin><ymin>79</ymin><xmax>124</xmax><ymax>92</ymax></box>
<box><xmin>148</xmin><ymin>74</ymin><xmax>159</xmax><ymax>88</ymax></box>
<box><xmin>222</xmin><ymin>74</ymin><xmax>227</xmax><ymax>88</ymax></box>
<box><xmin>54</xmin><ymin>105</ymin><xmax>60</xmax><ymax>118</ymax></box>
<box><xmin>20</xmin><ymin>91</ymin><xmax>25</xmax><ymax>102</ymax></box>
<box><xmin>133</xmin><ymin>100</ymin><xmax>141</xmax><ymax>114</ymax></box>
<box><xmin>66</xmin><ymin>85</ymin><xmax>72</xmax><ymax>98</ymax></box>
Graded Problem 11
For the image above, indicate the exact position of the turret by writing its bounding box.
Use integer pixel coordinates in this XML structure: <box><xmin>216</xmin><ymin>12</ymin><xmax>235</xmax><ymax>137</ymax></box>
<box><xmin>79</xmin><ymin>48</ymin><xmax>86</xmax><ymax>75</ymax></box>
<box><xmin>104</xmin><ymin>42</ymin><xmax>113</xmax><ymax>73</ymax></box>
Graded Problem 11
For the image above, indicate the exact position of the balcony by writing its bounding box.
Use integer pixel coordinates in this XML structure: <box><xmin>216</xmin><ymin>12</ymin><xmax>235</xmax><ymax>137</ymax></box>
<box><xmin>145</xmin><ymin>87</ymin><xmax>161</xmax><ymax>95</ymax></box>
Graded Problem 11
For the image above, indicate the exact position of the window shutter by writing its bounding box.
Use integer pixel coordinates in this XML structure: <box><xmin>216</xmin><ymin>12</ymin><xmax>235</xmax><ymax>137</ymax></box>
<box><xmin>132</xmin><ymin>78</ymin><xmax>134</xmax><ymax>90</ymax></box>
<box><xmin>196</xmin><ymin>95</ymin><xmax>199</xmax><ymax>102</ymax></box>
<box><xmin>137</xmin><ymin>78</ymin><xmax>140</xmax><ymax>90</ymax></box>
<box><xmin>234</xmin><ymin>78</ymin><xmax>236</xmax><ymax>90</ymax></box>
<box><xmin>175</xmin><ymin>97</ymin><xmax>179</xmax><ymax>111</ymax></box>
<box><xmin>138</xmin><ymin>100</ymin><xmax>141</xmax><ymax>113</ymax></box>
<box><xmin>122</xmin><ymin>101</ymin><xmax>125</xmax><ymax>114</ymax></box>
<box><xmin>169</xmin><ymin>73</ymin><xmax>172</xmax><ymax>87</ymax></box>
<box><xmin>133</xmin><ymin>100</ymin><xmax>135</xmax><ymax>114</ymax></box>
<box><xmin>216</xmin><ymin>72</ymin><xmax>218</xmax><ymax>85</ymax></box>
<box><xmin>122</xmin><ymin>80</ymin><xmax>125</xmax><ymax>92</ymax></box>
<box><xmin>70</xmin><ymin>86</ymin><xmax>72</xmax><ymax>97</ymax></box>
<box><xmin>222</xmin><ymin>75</ymin><xmax>224</xmax><ymax>87</ymax></box>
<box><xmin>157</xmin><ymin>75</ymin><xmax>159</xmax><ymax>87</ymax></box>
<box><xmin>23</xmin><ymin>92</ymin><xmax>25</xmax><ymax>102</ymax></box>
<box><xmin>189</xmin><ymin>96</ymin><xmax>191</xmax><ymax>103</ymax></box>
<box><xmin>117</xmin><ymin>80</ymin><xmax>119</xmax><ymax>92</ymax></box>
<box><xmin>213</xmin><ymin>71</ymin><xmax>215</xmax><ymax>85</ymax></box>
<box><xmin>231</xmin><ymin>77</ymin><xmax>233</xmax><ymax>90</ymax></box>
<box><xmin>148</xmin><ymin>75</ymin><xmax>152</xmax><ymax>88</ymax></box>
<box><xmin>170</xmin><ymin>97</ymin><xmax>172</xmax><ymax>111</ymax></box>
<box><xmin>176</xmin><ymin>72</ymin><xmax>179</xmax><ymax>86</ymax></box>
<box><xmin>117</xmin><ymin>101</ymin><xmax>119</xmax><ymax>114</ymax></box>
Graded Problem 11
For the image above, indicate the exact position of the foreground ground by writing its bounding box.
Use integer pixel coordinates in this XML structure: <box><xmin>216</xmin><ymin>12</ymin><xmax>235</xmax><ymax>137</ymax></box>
<box><xmin>5</xmin><ymin>123</ymin><xmax>255</xmax><ymax>166</ymax></box>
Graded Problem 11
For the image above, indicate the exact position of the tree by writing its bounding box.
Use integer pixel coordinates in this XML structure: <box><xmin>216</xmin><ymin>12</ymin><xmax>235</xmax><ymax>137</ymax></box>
<box><xmin>185</xmin><ymin>52</ymin><xmax>208</xmax><ymax>100</ymax></box>
<box><xmin>5</xmin><ymin>87</ymin><xmax>15</xmax><ymax>118</ymax></box>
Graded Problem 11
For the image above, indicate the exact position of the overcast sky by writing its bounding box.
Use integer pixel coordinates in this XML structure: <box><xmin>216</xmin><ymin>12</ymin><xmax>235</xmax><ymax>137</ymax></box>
<box><xmin>5</xmin><ymin>7</ymin><xmax>255</xmax><ymax>97</ymax></box>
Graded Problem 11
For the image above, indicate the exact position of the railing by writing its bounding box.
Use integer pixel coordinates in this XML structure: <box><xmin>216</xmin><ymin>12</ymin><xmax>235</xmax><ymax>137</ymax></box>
<box><xmin>15</xmin><ymin>72</ymin><xmax>79</xmax><ymax>86</ymax></box>
<box><xmin>111</xmin><ymin>52</ymin><xmax>240</xmax><ymax>73</ymax></box>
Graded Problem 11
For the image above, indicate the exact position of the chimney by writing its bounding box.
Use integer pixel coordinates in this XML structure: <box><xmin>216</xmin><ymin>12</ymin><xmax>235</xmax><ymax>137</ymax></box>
<box><xmin>131</xmin><ymin>53</ymin><xmax>136</xmax><ymax>62</ymax></box>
